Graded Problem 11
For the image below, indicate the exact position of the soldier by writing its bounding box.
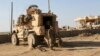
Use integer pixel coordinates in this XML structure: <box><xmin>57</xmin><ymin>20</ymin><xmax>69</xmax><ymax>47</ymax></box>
<box><xmin>17</xmin><ymin>15</ymin><xmax>25</xmax><ymax>26</ymax></box>
<box><xmin>44</xmin><ymin>25</ymin><xmax>55</xmax><ymax>50</ymax></box>
<box><xmin>17</xmin><ymin>14</ymin><xmax>32</xmax><ymax>28</ymax></box>
<box><xmin>24</xmin><ymin>14</ymin><xmax>32</xmax><ymax>25</ymax></box>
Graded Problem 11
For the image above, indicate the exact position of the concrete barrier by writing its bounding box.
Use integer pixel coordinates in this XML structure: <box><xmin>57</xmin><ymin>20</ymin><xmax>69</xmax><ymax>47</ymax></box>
<box><xmin>0</xmin><ymin>33</ymin><xmax>10</xmax><ymax>44</ymax></box>
<box><xmin>59</xmin><ymin>29</ymin><xmax>100</xmax><ymax>37</ymax></box>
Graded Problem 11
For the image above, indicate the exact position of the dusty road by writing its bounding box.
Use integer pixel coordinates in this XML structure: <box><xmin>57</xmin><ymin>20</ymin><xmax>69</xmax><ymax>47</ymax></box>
<box><xmin>0</xmin><ymin>34</ymin><xmax>100</xmax><ymax>56</ymax></box>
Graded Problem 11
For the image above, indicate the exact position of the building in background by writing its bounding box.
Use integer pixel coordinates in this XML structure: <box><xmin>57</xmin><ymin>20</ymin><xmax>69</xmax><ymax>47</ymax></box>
<box><xmin>75</xmin><ymin>16</ymin><xmax>100</xmax><ymax>30</ymax></box>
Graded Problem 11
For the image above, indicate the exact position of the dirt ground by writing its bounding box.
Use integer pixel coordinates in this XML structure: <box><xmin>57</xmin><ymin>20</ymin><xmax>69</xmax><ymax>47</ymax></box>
<box><xmin>0</xmin><ymin>34</ymin><xmax>100</xmax><ymax>56</ymax></box>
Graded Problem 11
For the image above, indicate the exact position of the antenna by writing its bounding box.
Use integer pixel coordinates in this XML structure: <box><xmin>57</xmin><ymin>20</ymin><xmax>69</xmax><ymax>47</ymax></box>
<box><xmin>10</xmin><ymin>1</ymin><xmax>13</xmax><ymax>34</ymax></box>
<box><xmin>48</xmin><ymin>0</ymin><xmax>51</xmax><ymax>13</ymax></box>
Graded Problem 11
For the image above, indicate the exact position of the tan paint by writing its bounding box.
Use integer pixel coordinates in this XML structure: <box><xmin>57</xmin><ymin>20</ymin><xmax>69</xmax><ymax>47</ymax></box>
<box><xmin>31</xmin><ymin>13</ymin><xmax>43</xmax><ymax>26</ymax></box>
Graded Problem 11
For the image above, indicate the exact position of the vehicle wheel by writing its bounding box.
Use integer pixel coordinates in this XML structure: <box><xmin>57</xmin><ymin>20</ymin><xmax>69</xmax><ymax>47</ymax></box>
<box><xmin>28</xmin><ymin>33</ymin><xmax>37</xmax><ymax>49</ymax></box>
<box><xmin>56</xmin><ymin>39</ymin><xmax>63</xmax><ymax>47</ymax></box>
<box><xmin>11</xmin><ymin>33</ymin><xmax>19</xmax><ymax>45</ymax></box>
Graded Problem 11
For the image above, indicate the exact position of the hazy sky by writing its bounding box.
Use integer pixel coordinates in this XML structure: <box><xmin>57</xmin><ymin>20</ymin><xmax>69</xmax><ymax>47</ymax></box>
<box><xmin>0</xmin><ymin>0</ymin><xmax>100</xmax><ymax>32</ymax></box>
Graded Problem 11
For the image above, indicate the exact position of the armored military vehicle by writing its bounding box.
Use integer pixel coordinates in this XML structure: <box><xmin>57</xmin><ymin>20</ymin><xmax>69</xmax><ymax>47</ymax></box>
<box><xmin>11</xmin><ymin>5</ymin><xmax>62</xmax><ymax>49</ymax></box>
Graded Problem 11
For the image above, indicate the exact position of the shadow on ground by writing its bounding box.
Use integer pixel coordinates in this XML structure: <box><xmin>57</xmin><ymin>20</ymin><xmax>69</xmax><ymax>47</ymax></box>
<box><xmin>63</xmin><ymin>41</ymin><xmax>100</xmax><ymax>47</ymax></box>
<box><xmin>0</xmin><ymin>34</ymin><xmax>10</xmax><ymax>44</ymax></box>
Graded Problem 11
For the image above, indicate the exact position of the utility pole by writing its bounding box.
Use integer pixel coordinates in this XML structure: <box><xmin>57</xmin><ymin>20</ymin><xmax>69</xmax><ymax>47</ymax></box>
<box><xmin>48</xmin><ymin>0</ymin><xmax>51</xmax><ymax>13</ymax></box>
<box><xmin>10</xmin><ymin>1</ymin><xmax>13</xmax><ymax>34</ymax></box>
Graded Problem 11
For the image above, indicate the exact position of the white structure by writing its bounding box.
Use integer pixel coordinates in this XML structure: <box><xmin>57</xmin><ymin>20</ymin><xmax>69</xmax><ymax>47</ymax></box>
<box><xmin>75</xmin><ymin>16</ymin><xmax>100</xmax><ymax>29</ymax></box>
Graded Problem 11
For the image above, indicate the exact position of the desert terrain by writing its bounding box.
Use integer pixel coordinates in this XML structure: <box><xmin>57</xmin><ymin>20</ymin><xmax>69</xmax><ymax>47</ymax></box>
<box><xmin>0</xmin><ymin>33</ymin><xmax>100</xmax><ymax>56</ymax></box>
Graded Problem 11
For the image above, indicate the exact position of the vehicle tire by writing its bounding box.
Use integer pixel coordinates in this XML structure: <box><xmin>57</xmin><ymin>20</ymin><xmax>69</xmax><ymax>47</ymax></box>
<box><xmin>11</xmin><ymin>33</ymin><xmax>19</xmax><ymax>45</ymax></box>
<box><xmin>28</xmin><ymin>33</ymin><xmax>37</xmax><ymax>49</ymax></box>
<box><xmin>57</xmin><ymin>39</ymin><xmax>63</xmax><ymax>47</ymax></box>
